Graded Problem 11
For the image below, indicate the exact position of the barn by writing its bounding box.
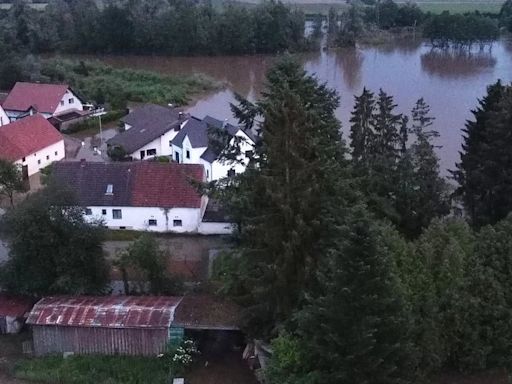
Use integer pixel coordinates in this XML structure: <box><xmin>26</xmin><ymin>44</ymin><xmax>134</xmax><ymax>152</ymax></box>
<box><xmin>26</xmin><ymin>296</ymin><xmax>182</xmax><ymax>356</ymax></box>
<box><xmin>0</xmin><ymin>294</ymin><xmax>34</xmax><ymax>334</ymax></box>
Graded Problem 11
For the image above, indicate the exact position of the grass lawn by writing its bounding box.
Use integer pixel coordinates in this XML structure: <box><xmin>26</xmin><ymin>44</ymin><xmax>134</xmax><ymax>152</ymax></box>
<box><xmin>416</xmin><ymin>2</ymin><xmax>503</xmax><ymax>14</ymax></box>
<box><xmin>15</xmin><ymin>356</ymin><xmax>170</xmax><ymax>384</ymax></box>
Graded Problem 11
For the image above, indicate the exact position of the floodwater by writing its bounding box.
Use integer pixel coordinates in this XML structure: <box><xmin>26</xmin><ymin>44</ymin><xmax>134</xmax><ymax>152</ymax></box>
<box><xmin>88</xmin><ymin>38</ymin><xmax>512</xmax><ymax>174</ymax></box>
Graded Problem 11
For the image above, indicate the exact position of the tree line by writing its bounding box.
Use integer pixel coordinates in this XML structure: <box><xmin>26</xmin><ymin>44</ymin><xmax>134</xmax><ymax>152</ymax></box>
<box><xmin>0</xmin><ymin>0</ymin><xmax>311</xmax><ymax>56</ymax></box>
<box><xmin>208</xmin><ymin>57</ymin><xmax>512</xmax><ymax>382</ymax></box>
<box><xmin>328</xmin><ymin>0</ymin><xmax>505</xmax><ymax>48</ymax></box>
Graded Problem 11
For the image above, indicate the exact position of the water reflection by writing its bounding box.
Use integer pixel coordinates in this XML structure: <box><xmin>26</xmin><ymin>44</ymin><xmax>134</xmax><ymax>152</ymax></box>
<box><xmin>421</xmin><ymin>49</ymin><xmax>497</xmax><ymax>79</ymax></box>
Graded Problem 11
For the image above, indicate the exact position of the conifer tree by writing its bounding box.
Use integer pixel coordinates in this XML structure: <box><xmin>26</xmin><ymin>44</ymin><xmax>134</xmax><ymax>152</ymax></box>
<box><xmin>217</xmin><ymin>58</ymin><xmax>355</xmax><ymax>336</ymax></box>
<box><xmin>287</xmin><ymin>213</ymin><xmax>413</xmax><ymax>383</ymax></box>
<box><xmin>453</xmin><ymin>80</ymin><xmax>512</xmax><ymax>228</ymax></box>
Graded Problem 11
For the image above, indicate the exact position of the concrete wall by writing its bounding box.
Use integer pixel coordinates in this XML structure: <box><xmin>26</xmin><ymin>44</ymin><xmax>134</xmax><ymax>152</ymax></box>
<box><xmin>198</xmin><ymin>222</ymin><xmax>234</xmax><ymax>235</ymax></box>
<box><xmin>32</xmin><ymin>325</ymin><xmax>168</xmax><ymax>356</ymax></box>
<box><xmin>13</xmin><ymin>140</ymin><xmax>65</xmax><ymax>176</ymax></box>
<box><xmin>85</xmin><ymin>206</ymin><xmax>204</xmax><ymax>233</ymax></box>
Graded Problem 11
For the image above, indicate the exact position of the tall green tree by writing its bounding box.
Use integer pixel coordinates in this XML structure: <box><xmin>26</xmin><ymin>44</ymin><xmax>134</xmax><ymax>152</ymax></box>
<box><xmin>268</xmin><ymin>214</ymin><xmax>413</xmax><ymax>384</ymax></box>
<box><xmin>0</xmin><ymin>186</ymin><xmax>108</xmax><ymax>295</ymax></box>
<box><xmin>452</xmin><ymin>80</ymin><xmax>512</xmax><ymax>228</ymax></box>
<box><xmin>218</xmin><ymin>58</ymin><xmax>355</xmax><ymax>337</ymax></box>
<box><xmin>0</xmin><ymin>159</ymin><xmax>25</xmax><ymax>207</ymax></box>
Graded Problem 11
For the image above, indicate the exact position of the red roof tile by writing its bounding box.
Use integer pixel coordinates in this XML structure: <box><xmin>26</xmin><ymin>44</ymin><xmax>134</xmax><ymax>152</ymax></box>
<box><xmin>0</xmin><ymin>114</ymin><xmax>63</xmax><ymax>162</ymax></box>
<box><xmin>131</xmin><ymin>162</ymin><xmax>204</xmax><ymax>208</ymax></box>
<box><xmin>3</xmin><ymin>82</ymin><xmax>71</xmax><ymax>114</ymax></box>
<box><xmin>0</xmin><ymin>294</ymin><xmax>34</xmax><ymax>318</ymax></box>
<box><xmin>26</xmin><ymin>296</ymin><xmax>182</xmax><ymax>329</ymax></box>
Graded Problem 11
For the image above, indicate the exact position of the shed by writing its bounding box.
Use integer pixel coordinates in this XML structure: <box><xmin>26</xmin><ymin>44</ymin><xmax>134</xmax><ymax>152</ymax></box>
<box><xmin>26</xmin><ymin>296</ymin><xmax>182</xmax><ymax>356</ymax></box>
<box><xmin>0</xmin><ymin>294</ymin><xmax>34</xmax><ymax>334</ymax></box>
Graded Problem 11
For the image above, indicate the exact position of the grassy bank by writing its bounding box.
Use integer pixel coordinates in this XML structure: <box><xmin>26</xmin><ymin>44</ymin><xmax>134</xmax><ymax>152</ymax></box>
<box><xmin>41</xmin><ymin>59</ymin><xmax>221</xmax><ymax>108</ymax></box>
<box><xmin>15</xmin><ymin>356</ymin><xmax>169</xmax><ymax>384</ymax></box>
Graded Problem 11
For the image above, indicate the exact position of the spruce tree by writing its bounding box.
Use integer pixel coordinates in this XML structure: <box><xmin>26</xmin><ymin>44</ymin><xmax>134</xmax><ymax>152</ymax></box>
<box><xmin>291</xmin><ymin>213</ymin><xmax>413</xmax><ymax>383</ymax></box>
<box><xmin>453</xmin><ymin>80</ymin><xmax>512</xmax><ymax>228</ymax></box>
<box><xmin>218</xmin><ymin>58</ymin><xmax>355</xmax><ymax>336</ymax></box>
<box><xmin>398</xmin><ymin>99</ymin><xmax>450</xmax><ymax>237</ymax></box>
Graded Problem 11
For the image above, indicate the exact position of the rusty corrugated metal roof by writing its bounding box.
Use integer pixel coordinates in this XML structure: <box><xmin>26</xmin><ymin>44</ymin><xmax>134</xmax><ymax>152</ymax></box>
<box><xmin>27</xmin><ymin>296</ymin><xmax>182</xmax><ymax>329</ymax></box>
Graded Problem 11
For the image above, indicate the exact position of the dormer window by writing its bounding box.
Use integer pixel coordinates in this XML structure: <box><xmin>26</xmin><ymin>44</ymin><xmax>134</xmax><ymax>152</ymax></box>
<box><xmin>105</xmin><ymin>184</ymin><xmax>113</xmax><ymax>195</ymax></box>
<box><xmin>60</xmin><ymin>100</ymin><xmax>65</xmax><ymax>106</ymax></box>
<box><xmin>69</xmin><ymin>98</ymin><xmax>74</xmax><ymax>104</ymax></box>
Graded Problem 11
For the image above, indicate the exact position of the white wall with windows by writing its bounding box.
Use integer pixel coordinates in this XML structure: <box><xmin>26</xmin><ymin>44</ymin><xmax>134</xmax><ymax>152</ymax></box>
<box><xmin>129</xmin><ymin>129</ymin><xmax>179</xmax><ymax>160</ymax></box>
<box><xmin>53</xmin><ymin>89</ymin><xmax>84</xmax><ymax>115</ymax></box>
<box><xmin>13</xmin><ymin>140</ymin><xmax>65</xmax><ymax>176</ymax></box>
<box><xmin>84</xmin><ymin>206</ymin><xmax>205</xmax><ymax>233</ymax></box>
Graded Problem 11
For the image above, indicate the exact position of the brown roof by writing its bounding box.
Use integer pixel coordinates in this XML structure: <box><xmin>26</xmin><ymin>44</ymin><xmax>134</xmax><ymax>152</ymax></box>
<box><xmin>0</xmin><ymin>114</ymin><xmax>63</xmax><ymax>161</ymax></box>
<box><xmin>0</xmin><ymin>295</ymin><xmax>34</xmax><ymax>318</ymax></box>
<box><xmin>173</xmin><ymin>295</ymin><xmax>241</xmax><ymax>330</ymax></box>
<box><xmin>51</xmin><ymin>161</ymin><xmax>204</xmax><ymax>208</ymax></box>
<box><xmin>26</xmin><ymin>296</ymin><xmax>182</xmax><ymax>329</ymax></box>
<box><xmin>3</xmin><ymin>82</ymin><xmax>71</xmax><ymax>114</ymax></box>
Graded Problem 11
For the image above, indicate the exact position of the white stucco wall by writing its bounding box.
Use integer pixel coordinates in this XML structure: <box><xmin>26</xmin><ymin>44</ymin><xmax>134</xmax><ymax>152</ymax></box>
<box><xmin>198</xmin><ymin>222</ymin><xmax>234</xmax><ymax>235</ymax></box>
<box><xmin>0</xmin><ymin>105</ymin><xmax>8</xmax><ymax>126</ymax></box>
<box><xmin>53</xmin><ymin>89</ymin><xmax>84</xmax><ymax>115</ymax></box>
<box><xmin>85</xmin><ymin>206</ymin><xmax>204</xmax><ymax>233</ymax></box>
<box><xmin>13</xmin><ymin>140</ymin><xmax>65</xmax><ymax>176</ymax></box>
<box><xmin>210</xmin><ymin>130</ymin><xmax>254</xmax><ymax>180</ymax></box>
<box><xmin>129</xmin><ymin>129</ymin><xmax>179</xmax><ymax>160</ymax></box>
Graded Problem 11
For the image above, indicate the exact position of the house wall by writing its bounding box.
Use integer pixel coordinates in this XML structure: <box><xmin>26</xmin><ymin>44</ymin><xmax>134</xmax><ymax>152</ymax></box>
<box><xmin>53</xmin><ymin>89</ymin><xmax>84</xmax><ymax>115</ymax></box>
<box><xmin>32</xmin><ymin>325</ymin><xmax>168</xmax><ymax>356</ymax></box>
<box><xmin>0</xmin><ymin>315</ymin><xmax>24</xmax><ymax>334</ymax></box>
<box><xmin>210</xmin><ymin>131</ymin><xmax>254</xmax><ymax>181</ymax></box>
<box><xmin>0</xmin><ymin>106</ymin><xmax>8</xmax><ymax>126</ymax></box>
<box><xmin>129</xmin><ymin>129</ymin><xmax>179</xmax><ymax>160</ymax></box>
<box><xmin>13</xmin><ymin>140</ymin><xmax>65</xmax><ymax>176</ymax></box>
<box><xmin>85</xmin><ymin>206</ymin><xmax>204</xmax><ymax>233</ymax></box>
<box><xmin>198</xmin><ymin>222</ymin><xmax>234</xmax><ymax>235</ymax></box>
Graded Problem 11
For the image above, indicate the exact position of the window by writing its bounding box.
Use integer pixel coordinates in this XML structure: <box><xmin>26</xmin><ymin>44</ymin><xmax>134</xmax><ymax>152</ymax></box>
<box><xmin>147</xmin><ymin>149</ymin><xmax>157</xmax><ymax>156</ymax></box>
<box><xmin>69</xmin><ymin>98</ymin><xmax>74</xmax><ymax>104</ymax></box>
<box><xmin>60</xmin><ymin>100</ymin><xmax>64</xmax><ymax>106</ymax></box>
<box><xmin>85</xmin><ymin>208</ymin><xmax>92</xmax><ymax>215</ymax></box>
<box><xmin>112</xmin><ymin>209</ymin><xmax>122</xmax><ymax>219</ymax></box>
<box><xmin>227</xmin><ymin>169</ymin><xmax>235</xmax><ymax>177</ymax></box>
<box><xmin>55</xmin><ymin>151</ymin><xmax>58</xmax><ymax>156</ymax></box>
<box><xmin>105</xmin><ymin>184</ymin><xmax>113</xmax><ymax>195</ymax></box>
<box><xmin>186</xmin><ymin>150</ymin><xmax>190</xmax><ymax>159</ymax></box>
<box><xmin>102</xmin><ymin>209</ymin><xmax>107</xmax><ymax>215</ymax></box>
<box><xmin>173</xmin><ymin>219</ymin><xmax>182</xmax><ymax>227</ymax></box>
<box><xmin>245</xmin><ymin>150</ymin><xmax>254</xmax><ymax>158</ymax></box>
<box><xmin>37</xmin><ymin>159</ymin><xmax>41</xmax><ymax>165</ymax></box>
<box><xmin>169</xmin><ymin>141</ymin><xmax>173</xmax><ymax>147</ymax></box>
<box><xmin>22</xmin><ymin>157</ymin><xmax>26</xmax><ymax>162</ymax></box>
<box><xmin>148</xmin><ymin>219</ymin><xmax>157</xmax><ymax>226</ymax></box>
<box><xmin>46</xmin><ymin>155</ymin><xmax>50</xmax><ymax>160</ymax></box>
<box><xmin>206</xmin><ymin>169</ymin><xmax>209</xmax><ymax>179</ymax></box>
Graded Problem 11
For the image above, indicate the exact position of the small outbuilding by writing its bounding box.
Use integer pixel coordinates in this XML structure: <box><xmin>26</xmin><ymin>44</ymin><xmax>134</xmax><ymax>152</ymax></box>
<box><xmin>26</xmin><ymin>296</ymin><xmax>182</xmax><ymax>356</ymax></box>
<box><xmin>0</xmin><ymin>294</ymin><xmax>34</xmax><ymax>334</ymax></box>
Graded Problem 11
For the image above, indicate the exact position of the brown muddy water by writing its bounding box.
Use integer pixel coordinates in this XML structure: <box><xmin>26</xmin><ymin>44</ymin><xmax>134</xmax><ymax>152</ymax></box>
<box><xmin>80</xmin><ymin>39</ymin><xmax>512</xmax><ymax>174</ymax></box>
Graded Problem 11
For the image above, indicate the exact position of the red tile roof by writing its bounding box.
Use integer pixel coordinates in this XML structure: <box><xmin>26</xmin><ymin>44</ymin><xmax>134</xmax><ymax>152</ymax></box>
<box><xmin>131</xmin><ymin>162</ymin><xmax>204</xmax><ymax>208</ymax></box>
<box><xmin>3</xmin><ymin>82</ymin><xmax>70</xmax><ymax>114</ymax></box>
<box><xmin>26</xmin><ymin>296</ymin><xmax>182</xmax><ymax>329</ymax></box>
<box><xmin>0</xmin><ymin>294</ymin><xmax>34</xmax><ymax>318</ymax></box>
<box><xmin>0</xmin><ymin>114</ymin><xmax>63</xmax><ymax>162</ymax></box>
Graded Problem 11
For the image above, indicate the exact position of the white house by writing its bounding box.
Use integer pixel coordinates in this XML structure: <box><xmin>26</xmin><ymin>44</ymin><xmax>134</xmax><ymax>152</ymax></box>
<box><xmin>0</xmin><ymin>114</ymin><xmax>65</xmax><ymax>176</ymax></box>
<box><xmin>0</xmin><ymin>103</ymin><xmax>8</xmax><ymax>126</ymax></box>
<box><xmin>50</xmin><ymin>161</ymin><xmax>211</xmax><ymax>233</ymax></box>
<box><xmin>172</xmin><ymin>115</ymin><xmax>256</xmax><ymax>181</ymax></box>
<box><xmin>107</xmin><ymin>104</ymin><xmax>186</xmax><ymax>160</ymax></box>
<box><xmin>2</xmin><ymin>82</ymin><xmax>84</xmax><ymax>122</ymax></box>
